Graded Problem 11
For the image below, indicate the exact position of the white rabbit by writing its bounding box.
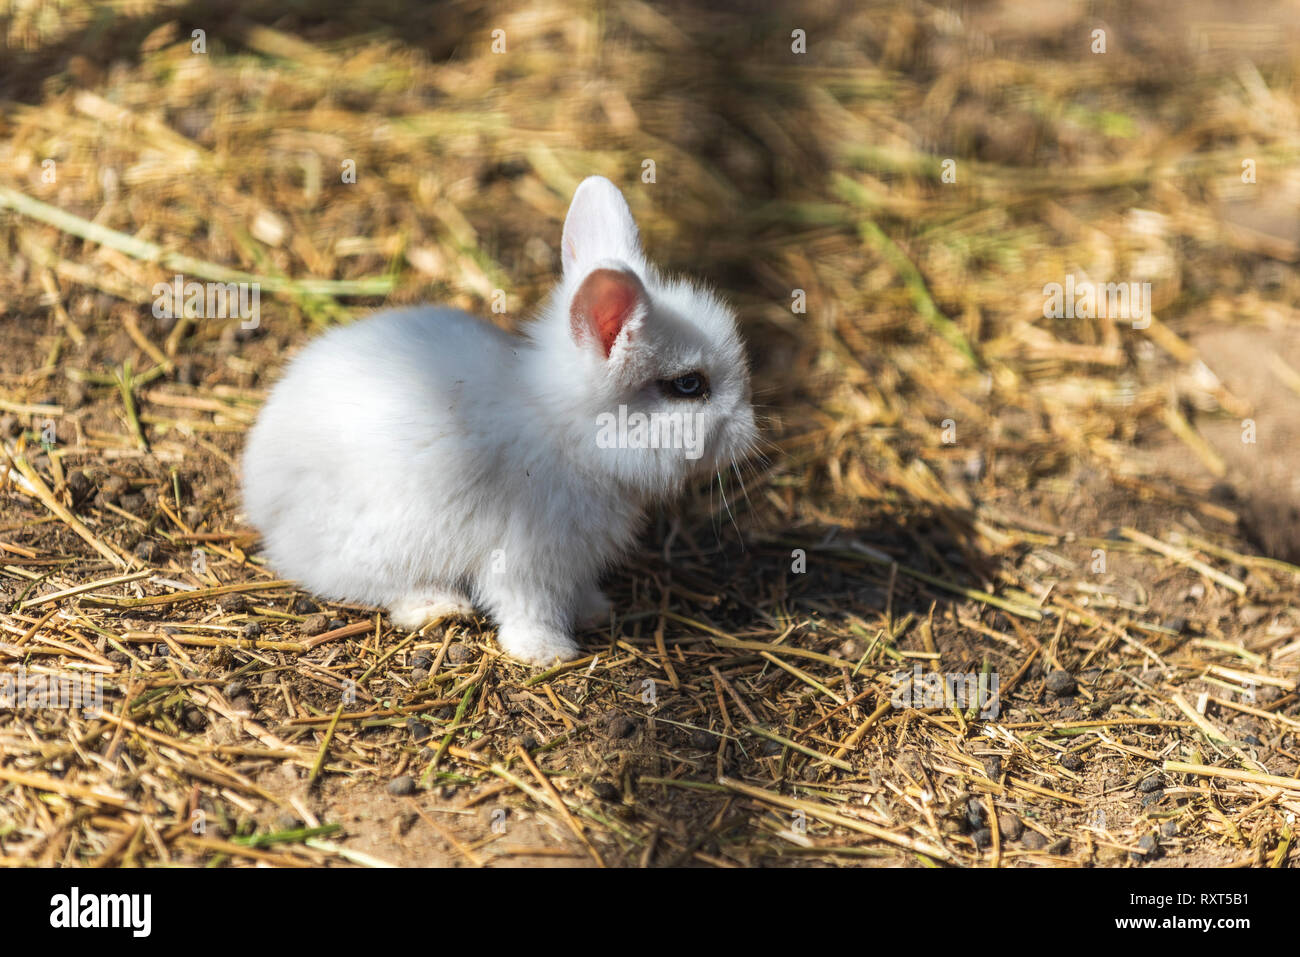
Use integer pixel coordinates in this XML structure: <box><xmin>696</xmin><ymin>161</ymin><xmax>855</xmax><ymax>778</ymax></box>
<box><xmin>241</xmin><ymin>176</ymin><xmax>756</xmax><ymax>665</ymax></box>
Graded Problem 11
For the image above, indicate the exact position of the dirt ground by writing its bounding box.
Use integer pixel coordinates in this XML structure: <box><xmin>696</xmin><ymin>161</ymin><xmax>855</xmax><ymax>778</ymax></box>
<box><xmin>2</xmin><ymin>298</ymin><xmax>1297</xmax><ymax>867</ymax></box>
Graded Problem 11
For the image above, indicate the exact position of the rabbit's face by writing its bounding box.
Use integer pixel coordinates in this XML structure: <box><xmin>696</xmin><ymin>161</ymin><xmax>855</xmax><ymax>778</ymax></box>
<box><xmin>561</xmin><ymin>263</ymin><xmax>757</xmax><ymax>497</ymax></box>
<box><xmin>644</xmin><ymin>285</ymin><xmax>757</xmax><ymax>487</ymax></box>
<box><xmin>529</xmin><ymin>175</ymin><xmax>757</xmax><ymax>499</ymax></box>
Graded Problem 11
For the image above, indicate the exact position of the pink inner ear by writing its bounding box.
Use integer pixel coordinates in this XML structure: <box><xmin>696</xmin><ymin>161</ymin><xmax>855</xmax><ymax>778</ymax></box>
<box><xmin>570</xmin><ymin>268</ymin><xmax>644</xmax><ymax>358</ymax></box>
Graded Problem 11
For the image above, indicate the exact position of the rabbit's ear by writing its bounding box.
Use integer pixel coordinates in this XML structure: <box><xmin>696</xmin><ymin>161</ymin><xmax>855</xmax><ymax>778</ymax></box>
<box><xmin>569</xmin><ymin>267</ymin><xmax>647</xmax><ymax>358</ymax></box>
<box><xmin>562</xmin><ymin>177</ymin><xmax>641</xmax><ymax>279</ymax></box>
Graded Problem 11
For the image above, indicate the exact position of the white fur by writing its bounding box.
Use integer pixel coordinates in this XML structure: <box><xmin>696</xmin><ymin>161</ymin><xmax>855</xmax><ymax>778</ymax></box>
<box><xmin>241</xmin><ymin>176</ymin><xmax>756</xmax><ymax>665</ymax></box>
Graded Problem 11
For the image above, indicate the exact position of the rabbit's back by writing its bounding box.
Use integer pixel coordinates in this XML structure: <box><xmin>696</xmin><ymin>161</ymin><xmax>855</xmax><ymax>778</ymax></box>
<box><xmin>241</xmin><ymin>307</ymin><xmax>525</xmax><ymax>605</ymax></box>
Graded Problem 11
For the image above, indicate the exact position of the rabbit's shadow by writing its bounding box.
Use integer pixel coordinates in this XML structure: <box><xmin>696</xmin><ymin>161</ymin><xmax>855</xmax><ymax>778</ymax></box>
<box><xmin>580</xmin><ymin>496</ymin><xmax>1022</xmax><ymax>863</ymax></box>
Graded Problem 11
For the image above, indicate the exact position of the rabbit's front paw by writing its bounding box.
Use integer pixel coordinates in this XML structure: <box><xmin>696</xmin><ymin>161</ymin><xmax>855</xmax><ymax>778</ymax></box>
<box><xmin>389</xmin><ymin>591</ymin><xmax>476</xmax><ymax>631</ymax></box>
<box><xmin>496</xmin><ymin>621</ymin><xmax>579</xmax><ymax>666</ymax></box>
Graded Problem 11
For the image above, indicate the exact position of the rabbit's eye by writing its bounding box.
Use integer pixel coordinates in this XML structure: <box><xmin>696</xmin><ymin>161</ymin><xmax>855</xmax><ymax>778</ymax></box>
<box><xmin>660</xmin><ymin>372</ymin><xmax>709</xmax><ymax>399</ymax></box>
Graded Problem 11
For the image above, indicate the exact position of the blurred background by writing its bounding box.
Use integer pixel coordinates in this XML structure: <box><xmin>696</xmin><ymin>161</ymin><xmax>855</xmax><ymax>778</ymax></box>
<box><xmin>1</xmin><ymin>0</ymin><xmax>1299</xmax><ymax>868</ymax></box>
<box><xmin>3</xmin><ymin>0</ymin><xmax>1299</xmax><ymax>561</ymax></box>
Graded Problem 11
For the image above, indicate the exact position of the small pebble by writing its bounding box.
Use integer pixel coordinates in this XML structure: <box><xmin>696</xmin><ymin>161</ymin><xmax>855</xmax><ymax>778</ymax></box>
<box><xmin>1132</xmin><ymin>832</ymin><xmax>1160</xmax><ymax>861</ymax></box>
<box><xmin>981</xmin><ymin>755</ymin><xmax>1002</xmax><ymax>780</ymax></box>
<box><xmin>99</xmin><ymin>474</ymin><xmax>129</xmax><ymax>502</ymax></box>
<box><xmin>1045</xmin><ymin>670</ymin><xmax>1077</xmax><ymax>696</ymax></box>
<box><xmin>68</xmin><ymin>470</ymin><xmax>93</xmax><ymax>505</ymax></box>
<box><xmin>1137</xmin><ymin>773</ymin><xmax>1164</xmax><ymax>793</ymax></box>
<box><xmin>230</xmin><ymin>695</ymin><xmax>255</xmax><ymax>714</ymax></box>
<box><xmin>1022</xmin><ymin>830</ymin><xmax>1047</xmax><ymax>850</ymax></box>
<box><xmin>387</xmin><ymin>775</ymin><xmax>417</xmax><ymax>796</ymax></box>
<box><xmin>217</xmin><ymin>593</ymin><xmax>249</xmax><ymax>613</ymax></box>
<box><xmin>445</xmin><ymin>642</ymin><xmax>473</xmax><ymax>664</ymax></box>
<box><xmin>289</xmin><ymin>596</ymin><xmax>319</xmax><ymax>614</ymax></box>
<box><xmin>241</xmin><ymin>622</ymin><xmax>263</xmax><ymax>639</ymax></box>
<box><xmin>411</xmin><ymin>652</ymin><xmax>433</xmax><ymax>671</ymax></box>
<box><xmin>591</xmin><ymin>781</ymin><xmax>619</xmax><ymax>802</ymax></box>
<box><xmin>607</xmin><ymin>715</ymin><xmax>637</xmax><ymax>739</ymax></box>
<box><xmin>298</xmin><ymin>613</ymin><xmax>329</xmax><ymax>636</ymax></box>
<box><xmin>1046</xmin><ymin>837</ymin><xmax>1070</xmax><ymax>854</ymax></box>
<box><xmin>118</xmin><ymin>492</ymin><xmax>146</xmax><ymax>513</ymax></box>
<box><xmin>972</xmin><ymin>827</ymin><xmax>993</xmax><ymax>848</ymax></box>
<box><xmin>1160</xmin><ymin>820</ymin><xmax>1178</xmax><ymax>838</ymax></box>
<box><xmin>1060</xmin><ymin>753</ymin><xmax>1084</xmax><ymax>771</ymax></box>
<box><xmin>405</xmin><ymin>717</ymin><xmax>431</xmax><ymax>743</ymax></box>
<box><xmin>997</xmin><ymin>812</ymin><xmax>1023</xmax><ymax>840</ymax></box>
<box><xmin>410</xmin><ymin>667</ymin><xmax>429</xmax><ymax>683</ymax></box>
